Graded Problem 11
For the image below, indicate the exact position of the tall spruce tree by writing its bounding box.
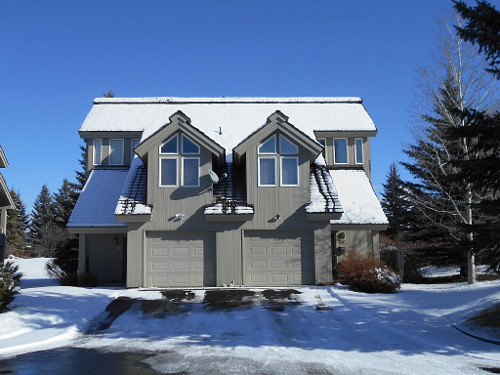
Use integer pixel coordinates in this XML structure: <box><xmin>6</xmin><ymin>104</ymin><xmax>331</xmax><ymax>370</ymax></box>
<box><xmin>402</xmin><ymin>13</ymin><xmax>498</xmax><ymax>283</ymax></box>
<box><xmin>448</xmin><ymin>0</ymin><xmax>500</xmax><ymax>271</ymax></box>
<box><xmin>380</xmin><ymin>163</ymin><xmax>411</xmax><ymax>239</ymax></box>
<box><xmin>5</xmin><ymin>189</ymin><xmax>29</xmax><ymax>257</ymax></box>
<box><xmin>53</xmin><ymin>178</ymin><xmax>77</xmax><ymax>227</ymax></box>
<box><xmin>29</xmin><ymin>184</ymin><xmax>55</xmax><ymax>248</ymax></box>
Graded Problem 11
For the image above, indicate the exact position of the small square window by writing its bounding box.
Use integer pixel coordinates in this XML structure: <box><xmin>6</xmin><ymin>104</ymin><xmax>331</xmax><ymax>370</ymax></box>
<box><xmin>93</xmin><ymin>139</ymin><xmax>102</xmax><ymax>165</ymax></box>
<box><xmin>355</xmin><ymin>138</ymin><xmax>363</xmax><ymax>164</ymax></box>
<box><xmin>259</xmin><ymin>157</ymin><xmax>276</xmax><ymax>186</ymax></box>
<box><xmin>182</xmin><ymin>158</ymin><xmax>199</xmax><ymax>187</ymax></box>
<box><xmin>160</xmin><ymin>135</ymin><xmax>178</xmax><ymax>154</ymax></box>
<box><xmin>109</xmin><ymin>139</ymin><xmax>124</xmax><ymax>165</ymax></box>
<box><xmin>160</xmin><ymin>158</ymin><xmax>177</xmax><ymax>186</ymax></box>
<box><xmin>281</xmin><ymin>157</ymin><xmax>299</xmax><ymax>186</ymax></box>
<box><xmin>334</xmin><ymin>139</ymin><xmax>348</xmax><ymax>164</ymax></box>
<box><xmin>258</xmin><ymin>135</ymin><xmax>276</xmax><ymax>154</ymax></box>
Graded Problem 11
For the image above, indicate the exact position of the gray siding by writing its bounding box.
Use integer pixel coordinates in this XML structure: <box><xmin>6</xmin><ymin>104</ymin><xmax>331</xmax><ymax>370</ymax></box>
<box><xmin>87</xmin><ymin>233</ymin><xmax>125</xmax><ymax>283</ymax></box>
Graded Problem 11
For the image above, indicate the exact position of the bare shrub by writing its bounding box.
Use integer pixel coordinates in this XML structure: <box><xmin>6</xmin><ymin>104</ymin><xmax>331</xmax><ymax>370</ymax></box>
<box><xmin>339</xmin><ymin>250</ymin><xmax>401</xmax><ymax>293</ymax></box>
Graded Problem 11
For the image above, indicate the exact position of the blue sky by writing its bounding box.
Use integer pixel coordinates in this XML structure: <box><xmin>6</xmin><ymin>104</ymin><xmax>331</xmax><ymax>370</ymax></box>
<box><xmin>1</xmin><ymin>0</ymin><xmax>456</xmax><ymax>212</ymax></box>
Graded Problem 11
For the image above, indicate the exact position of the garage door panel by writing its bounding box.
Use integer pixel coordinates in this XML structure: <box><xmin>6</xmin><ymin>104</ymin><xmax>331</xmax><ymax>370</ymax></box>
<box><xmin>146</xmin><ymin>232</ymin><xmax>215</xmax><ymax>287</ymax></box>
<box><xmin>244</xmin><ymin>231</ymin><xmax>313</xmax><ymax>286</ymax></box>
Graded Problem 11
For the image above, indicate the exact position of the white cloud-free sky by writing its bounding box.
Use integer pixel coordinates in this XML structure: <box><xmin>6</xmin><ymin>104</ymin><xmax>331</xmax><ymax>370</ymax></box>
<box><xmin>1</xmin><ymin>0</ymin><xmax>459</xmax><ymax>211</ymax></box>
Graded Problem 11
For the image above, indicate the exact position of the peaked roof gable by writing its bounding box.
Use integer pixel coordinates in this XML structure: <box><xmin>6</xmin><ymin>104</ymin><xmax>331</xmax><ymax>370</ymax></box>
<box><xmin>134</xmin><ymin>111</ymin><xmax>225</xmax><ymax>162</ymax></box>
<box><xmin>233</xmin><ymin>110</ymin><xmax>323</xmax><ymax>161</ymax></box>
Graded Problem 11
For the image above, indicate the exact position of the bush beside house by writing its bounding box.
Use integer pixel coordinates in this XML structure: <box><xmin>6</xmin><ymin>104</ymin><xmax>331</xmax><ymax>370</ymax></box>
<box><xmin>0</xmin><ymin>261</ymin><xmax>21</xmax><ymax>312</ymax></box>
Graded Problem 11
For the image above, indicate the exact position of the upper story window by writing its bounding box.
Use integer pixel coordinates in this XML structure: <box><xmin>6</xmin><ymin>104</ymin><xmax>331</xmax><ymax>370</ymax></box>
<box><xmin>93</xmin><ymin>139</ymin><xmax>102</xmax><ymax>166</ymax></box>
<box><xmin>159</xmin><ymin>134</ymin><xmax>200</xmax><ymax>187</ymax></box>
<box><xmin>258</xmin><ymin>134</ymin><xmax>299</xmax><ymax>187</ymax></box>
<box><xmin>333</xmin><ymin>138</ymin><xmax>348</xmax><ymax>164</ymax></box>
<box><xmin>355</xmin><ymin>138</ymin><xmax>363</xmax><ymax>164</ymax></box>
<box><xmin>109</xmin><ymin>139</ymin><xmax>124</xmax><ymax>165</ymax></box>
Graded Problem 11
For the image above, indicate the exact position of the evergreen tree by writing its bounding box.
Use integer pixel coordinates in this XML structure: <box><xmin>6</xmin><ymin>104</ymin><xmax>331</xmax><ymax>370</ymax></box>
<box><xmin>69</xmin><ymin>144</ymin><xmax>86</xmax><ymax>199</ymax></box>
<box><xmin>454</xmin><ymin>1</ymin><xmax>500</xmax><ymax>79</ymax></box>
<box><xmin>380</xmin><ymin>163</ymin><xmax>411</xmax><ymax>239</ymax></box>
<box><xmin>53</xmin><ymin>178</ymin><xmax>77</xmax><ymax>227</ymax></box>
<box><xmin>449</xmin><ymin>1</ymin><xmax>500</xmax><ymax>271</ymax></box>
<box><xmin>402</xmin><ymin>14</ymin><xmax>498</xmax><ymax>283</ymax></box>
<box><xmin>29</xmin><ymin>184</ymin><xmax>55</xmax><ymax>247</ymax></box>
<box><xmin>5</xmin><ymin>189</ymin><xmax>29</xmax><ymax>257</ymax></box>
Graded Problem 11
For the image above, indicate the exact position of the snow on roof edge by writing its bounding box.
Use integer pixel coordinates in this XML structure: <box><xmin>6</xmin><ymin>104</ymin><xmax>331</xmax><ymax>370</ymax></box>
<box><xmin>93</xmin><ymin>97</ymin><xmax>364</xmax><ymax>105</ymax></box>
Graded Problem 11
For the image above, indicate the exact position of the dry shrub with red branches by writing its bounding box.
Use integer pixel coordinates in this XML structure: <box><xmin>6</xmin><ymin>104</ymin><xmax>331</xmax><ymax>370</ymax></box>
<box><xmin>339</xmin><ymin>250</ymin><xmax>401</xmax><ymax>293</ymax></box>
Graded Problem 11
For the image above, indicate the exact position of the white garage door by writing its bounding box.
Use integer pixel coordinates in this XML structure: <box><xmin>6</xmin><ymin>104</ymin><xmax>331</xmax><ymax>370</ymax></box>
<box><xmin>146</xmin><ymin>232</ymin><xmax>215</xmax><ymax>287</ymax></box>
<box><xmin>244</xmin><ymin>231</ymin><xmax>314</xmax><ymax>286</ymax></box>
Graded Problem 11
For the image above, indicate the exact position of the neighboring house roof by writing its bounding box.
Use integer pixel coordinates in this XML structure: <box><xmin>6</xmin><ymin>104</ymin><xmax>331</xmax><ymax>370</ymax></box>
<box><xmin>329</xmin><ymin>169</ymin><xmax>388</xmax><ymax>225</ymax></box>
<box><xmin>80</xmin><ymin>97</ymin><xmax>377</xmax><ymax>153</ymax></box>
<box><xmin>115</xmin><ymin>157</ymin><xmax>151</xmax><ymax>216</ymax></box>
<box><xmin>306</xmin><ymin>157</ymin><xmax>343</xmax><ymax>214</ymax></box>
<box><xmin>67</xmin><ymin>167</ymin><xmax>129</xmax><ymax>228</ymax></box>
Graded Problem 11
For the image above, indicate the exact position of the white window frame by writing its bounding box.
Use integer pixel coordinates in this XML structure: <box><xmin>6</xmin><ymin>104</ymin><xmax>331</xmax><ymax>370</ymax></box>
<box><xmin>355</xmin><ymin>138</ymin><xmax>364</xmax><ymax>164</ymax></box>
<box><xmin>181</xmin><ymin>157</ymin><xmax>200</xmax><ymax>187</ymax></box>
<box><xmin>258</xmin><ymin>135</ymin><xmax>277</xmax><ymax>154</ymax></box>
<box><xmin>109</xmin><ymin>139</ymin><xmax>124</xmax><ymax>165</ymax></box>
<box><xmin>93</xmin><ymin>139</ymin><xmax>102</xmax><ymax>166</ymax></box>
<box><xmin>280</xmin><ymin>156</ymin><xmax>299</xmax><ymax>186</ymax></box>
<box><xmin>131</xmin><ymin>139</ymin><xmax>140</xmax><ymax>161</ymax></box>
<box><xmin>258</xmin><ymin>156</ymin><xmax>277</xmax><ymax>187</ymax></box>
<box><xmin>333</xmin><ymin>138</ymin><xmax>348</xmax><ymax>165</ymax></box>
<box><xmin>279</xmin><ymin>134</ymin><xmax>299</xmax><ymax>155</ymax></box>
<box><xmin>159</xmin><ymin>157</ymin><xmax>178</xmax><ymax>187</ymax></box>
<box><xmin>181</xmin><ymin>134</ymin><xmax>200</xmax><ymax>155</ymax></box>
<box><xmin>159</xmin><ymin>134</ymin><xmax>178</xmax><ymax>155</ymax></box>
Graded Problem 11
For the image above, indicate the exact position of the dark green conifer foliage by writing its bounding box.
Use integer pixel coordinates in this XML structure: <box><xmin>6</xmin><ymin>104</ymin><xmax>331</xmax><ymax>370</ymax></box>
<box><xmin>29</xmin><ymin>184</ymin><xmax>55</xmax><ymax>246</ymax></box>
<box><xmin>6</xmin><ymin>189</ymin><xmax>29</xmax><ymax>256</ymax></box>
<box><xmin>380</xmin><ymin>163</ymin><xmax>411</xmax><ymax>239</ymax></box>
<box><xmin>53</xmin><ymin>179</ymin><xmax>77</xmax><ymax>227</ymax></box>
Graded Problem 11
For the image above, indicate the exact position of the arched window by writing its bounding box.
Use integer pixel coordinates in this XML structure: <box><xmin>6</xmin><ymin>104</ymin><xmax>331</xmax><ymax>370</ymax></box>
<box><xmin>159</xmin><ymin>134</ymin><xmax>200</xmax><ymax>187</ymax></box>
<box><xmin>258</xmin><ymin>134</ymin><xmax>299</xmax><ymax>186</ymax></box>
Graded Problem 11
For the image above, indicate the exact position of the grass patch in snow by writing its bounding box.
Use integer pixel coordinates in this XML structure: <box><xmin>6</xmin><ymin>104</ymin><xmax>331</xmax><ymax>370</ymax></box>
<box><xmin>469</xmin><ymin>305</ymin><xmax>500</xmax><ymax>328</ymax></box>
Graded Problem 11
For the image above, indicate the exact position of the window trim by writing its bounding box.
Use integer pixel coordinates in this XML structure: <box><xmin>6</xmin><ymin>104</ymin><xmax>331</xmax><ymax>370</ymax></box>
<box><xmin>181</xmin><ymin>157</ymin><xmax>200</xmax><ymax>187</ymax></box>
<box><xmin>355</xmin><ymin>138</ymin><xmax>364</xmax><ymax>164</ymax></box>
<box><xmin>181</xmin><ymin>134</ymin><xmax>200</xmax><ymax>155</ymax></box>
<box><xmin>159</xmin><ymin>157</ymin><xmax>178</xmax><ymax>187</ymax></box>
<box><xmin>109</xmin><ymin>139</ymin><xmax>124</xmax><ymax>165</ymax></box>
<box><xmin>93</xmin><ymin>139</ymin><xmax>102</xmax><ymax>166</ymax></box>
<box><xmin>333</xmin><ymin>138</ymin><xmax>348</xmax><ymax>165</ymax></box>
<box><xmin>258</xmin><ymin>156</ymin><xmax>277</xmax><ymax>187</ymax></box>
<box><xmin>279</xmin><ymin>134</ymin><xmax>298</xmax><ymax>155</ymax></box>
<box><xmin>258</xmin><ymin>135</ymin><xmax>277</xmax><ymax>154</ymax></box>
<box><xmin>159</xmin><ymin>134</ymin><xmax>178</xmax><ymax>155</ymax></box>
<box><xmin>280</xmin><ymin>156</ymin><xmax>299</xmax><ymax>186</ymax></box>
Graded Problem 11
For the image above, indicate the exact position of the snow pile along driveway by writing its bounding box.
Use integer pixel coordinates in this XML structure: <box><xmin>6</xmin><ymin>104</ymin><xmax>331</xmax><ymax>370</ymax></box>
<box><xmin>1</xmin><ymin>258</ymin><xmax>500</xmax><ymax>374</ymax></box>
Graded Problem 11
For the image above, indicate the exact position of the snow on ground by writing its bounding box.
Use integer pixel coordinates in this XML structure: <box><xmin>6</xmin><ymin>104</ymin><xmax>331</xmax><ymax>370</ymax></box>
<box><xmin>422</xmin><ymin>264</ymin><xmax>495</xmax><ymax>278</ymax></box>
<box><xmin>1</xmin><ymin>258</ymin><xmax>499</xmax><ymax>374</ymax></box>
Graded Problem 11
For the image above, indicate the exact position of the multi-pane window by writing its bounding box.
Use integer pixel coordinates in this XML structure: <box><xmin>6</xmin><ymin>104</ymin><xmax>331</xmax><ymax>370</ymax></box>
<box><xmin>159</xmin><ymin>134</ymin><xmax>200</xmax><ymax>187</ymax></box>
<box><xmin>258</xmin><ymin>134</ymin><xmax>298</xmax><ymax>186</ymax></box>
<box><xmin>109</xmin><ymin>139</ymin><xmax>124</xmax><ymax>165</ymax></box>
<box><xmin>334</xmin><ymin>138</ymin><xmax>348</xmax><ymax>164</ymax></box>
<box><xmin>93</xmin><ymin>139</ymin><xmax>102</xmax><ymax>165</ymax></box>
<box><xmin>355</xmin><ymin>138</ymin><xmax>363</xmax><ymax>164</ymax></box>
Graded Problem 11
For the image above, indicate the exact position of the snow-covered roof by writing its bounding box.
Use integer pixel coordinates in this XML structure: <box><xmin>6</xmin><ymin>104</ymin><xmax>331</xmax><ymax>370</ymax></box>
<box><xmin>306</xmin><ymin>156</ymin><xmax>343</xmax><ymax>214</ymax></box>
<box><xmin>329</xmin><ymin>170</ymin><xmax>388</xmax><ymax>225</ymax></box>
<box><xmin>115</xmin><ymin>157</ymin><xmax>151</xmax><ymax>216</ymax></box>
<box><xmin>80</xmin><ymin>97</ymin><xmax>377</xmax><ymax>153</ymax></box>
<box><xmin>67</xmin><ymin>168</ymin><xmax>129</xmax><ymax>228</ymax></box>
